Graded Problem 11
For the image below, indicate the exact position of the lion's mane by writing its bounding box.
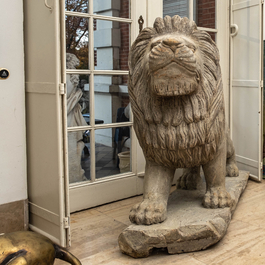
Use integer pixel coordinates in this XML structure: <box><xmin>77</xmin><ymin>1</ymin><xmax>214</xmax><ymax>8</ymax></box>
<box><xmin>128</xmin><ymin>15</ymin><xmax>226</xmax><ymax>168</ymax></box>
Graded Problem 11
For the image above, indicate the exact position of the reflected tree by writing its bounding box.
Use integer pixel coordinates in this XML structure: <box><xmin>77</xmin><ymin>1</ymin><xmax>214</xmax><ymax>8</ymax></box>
<box><xmin>65</xmin><ymin>0</ymin><xmax>89</xmax><ymax>113</ymax></box>
<box><xmin>65</xmin><ymin>0</ymin><xmax>89</xmax><ymax>70</ymax></box>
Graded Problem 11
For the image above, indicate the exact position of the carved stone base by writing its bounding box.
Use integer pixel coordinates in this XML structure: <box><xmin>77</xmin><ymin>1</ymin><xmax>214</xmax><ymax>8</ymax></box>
<box><xmin>118</xmin><ymin>171</ymin><xmax>249</xmax><ymax>258</ymax></box>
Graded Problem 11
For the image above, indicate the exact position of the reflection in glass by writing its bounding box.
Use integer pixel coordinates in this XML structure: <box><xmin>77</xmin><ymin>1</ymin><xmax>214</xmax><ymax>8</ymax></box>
<box><xmin>65</xmin><ymin>0</ymin><xmax>88</xmax><ymax>13</ymax></box>
<box><xmin>94</xmin><ymin>20</ymin><xmax>130</xmax><ymax>71</ymax></box>
<box><xmin>66</xmin><ymin>16</ymin><xmax>89</xmax><ymax>69</ymax></box>
<box><xmin>94</xmin><ymin>75</ymin><xmax>130</xmax><ymax>126</ymax></box>
<box><xmin>66</xmin><ymin>72</ymin><xmax>90</xmax><ymax>124</ymax></box>
<box><xmin>66</xmin><ymin>57</ymin><xmax>89</xmax><ymax>184</ymax></box>
<box><xmin>95</xmin><ymin>127</ymin><xmax>131</xmax><ymax>179</ymax></box>
<box><xmin>195</xmin><ymin>0</ymin><xmax>215</xmax><ymax>29</ymax></box>
<box><xmin>81</xmin><ymin>130</ymin><xmax>91</xmax><ymax>181</ymax></box>
<box><xmin>66</xmin><ymin>58</ymin><xmax>88</xmax><ymax>129</ymax></box>
<box><xmin>94</xmin><ymin>0</ymin><xmax>130</xmax><ymax>19</ymax></box>
<box><xmin>68</xmin><ymin>130</ymin><xmax>90</xmax><ymax>183</ymax></box>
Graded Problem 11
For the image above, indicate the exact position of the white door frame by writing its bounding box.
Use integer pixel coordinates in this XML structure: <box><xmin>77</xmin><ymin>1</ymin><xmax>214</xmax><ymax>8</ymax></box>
<box><xmin>230</xmin><ymin>0</ymin><xmax>263</xmax><ymax>181</ymax></box>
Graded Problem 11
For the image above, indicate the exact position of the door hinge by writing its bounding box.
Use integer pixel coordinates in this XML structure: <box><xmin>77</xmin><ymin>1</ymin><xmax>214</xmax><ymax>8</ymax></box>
<box><xmin>63</xmin><ymin>217</ymin><xmax>70</xmax><ymax>229</ymax></box>
<box><xmin>260</xmin><ymin>162</ymin><xmax>263</xmax><ymax>170</ymax></box>
<box><xmin>59</xmin><ymin>83</ymin><xmax>66</xmax><ymax>95</ymax></box>
<box><xmin>260</xmin><ymin>80</ymin><xmax>264</xmax><ymax>88</ymax></box>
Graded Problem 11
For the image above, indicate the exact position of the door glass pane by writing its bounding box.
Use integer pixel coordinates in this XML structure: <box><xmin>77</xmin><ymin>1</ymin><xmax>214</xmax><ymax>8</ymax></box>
<box><xmin>65</xmin><ymin>0</ymin><xmax>89</xmax><ymax>13</ymax></box>
<box><xmin>95</xmin><ymin>127</ymin><xmax>131</xmax><ymax>179</ymax></box>
<box><xmin>66</xmin><ymin>16</ymin><xmax>89</xmax><ymax>69</ymax></box>
<box><xmin>94</xmin><ymin>20</ymin><xmax>130</xmax><ymax>71</ymax></box>
<box><xmin>81</xmin><ymin>129</ymin><xmax>91</xmax><ymax>181</ymax></box>
<box><xmin>233</xmin><ymin>5</ymin><xmax>260</xmax><ymax>81</ymax></box>
<box><xmin>94</xmin><ymin>0</ymin><xmax>130</xmax><ymax>19</ymax></box>
<box><xmin>163</xmin><ymin>0</ymin><xmax>189</xmax><ymax>18</ymax></box>
<box><xmin>195</xmin><ymin>0</ymin><xmax>216</xmax><ymax>29</ymax></box>
<box><xmin>68</xmin><ymin>130</ymin><xmax>90</xmax><ymax>183</ymax></box>
<box><xmin>94</xmin><ymin>75</ymin><xmax>130</xmax><ymax>126</ymax></box>
<box><xmin>66</xmin><ymin>73</ymin><xmax>90</xmax><ymax>127</ymax></box>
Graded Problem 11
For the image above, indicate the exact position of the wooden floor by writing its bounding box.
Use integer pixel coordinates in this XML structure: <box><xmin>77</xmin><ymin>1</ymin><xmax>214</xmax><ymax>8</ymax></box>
<box><xmin>56</xmin><ymin>179</ymin><xmax>265</xmax><ymax>265</ymax></box>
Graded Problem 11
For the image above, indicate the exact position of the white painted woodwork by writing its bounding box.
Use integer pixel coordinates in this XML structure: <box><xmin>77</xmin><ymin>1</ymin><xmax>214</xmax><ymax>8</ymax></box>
<box><xmin>24</xmin><ymin>0</ymin><xmax>70</xmax><ymax>247</ymax></box>
<box><xmin>230</xmin><ymin>0</ymin><xmax>263</xmax><ymax>181</ymax></box>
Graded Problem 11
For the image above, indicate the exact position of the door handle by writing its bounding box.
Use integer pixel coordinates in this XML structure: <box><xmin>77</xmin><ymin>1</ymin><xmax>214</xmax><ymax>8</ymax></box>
<box><xmin>230</xmin><ymin>24</ymin><xmax>239</xmax><ymax>37</ymax></box>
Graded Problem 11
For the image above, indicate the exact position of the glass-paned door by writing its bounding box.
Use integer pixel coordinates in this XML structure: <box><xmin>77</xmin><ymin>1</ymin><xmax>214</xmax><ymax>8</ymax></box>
<box><xmin>64</xmin><ymin>0</ymin><xmax>143</xmax><ymax>212</ymax></box>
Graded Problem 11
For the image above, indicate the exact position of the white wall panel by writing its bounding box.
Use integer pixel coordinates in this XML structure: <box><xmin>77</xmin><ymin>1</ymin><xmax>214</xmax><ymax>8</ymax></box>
<box><xmin>0</xmin><ymin>0</ymin><xmax>27</xmax><ymax>205</ymax></box>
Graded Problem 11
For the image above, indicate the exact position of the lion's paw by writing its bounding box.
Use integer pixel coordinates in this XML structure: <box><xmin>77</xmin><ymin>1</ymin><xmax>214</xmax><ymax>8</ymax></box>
<box><xmin>203</xmin><ymin>188</ymin><xmax>232</xmax><ymax>209</ymax></box>
<box><xmin>177</xmin><ymin>172</ymin><xmax>201</xmax><ymax>190</ymax></box>
<box><xmin>226</xmin><ymin>162</ymin><xmax>239</xmax><ymax>177</ymax></box>
<box><xmin>129</xmin><ymin>199</ymin><xmax>167</xmax><ymax>225</ymax></box>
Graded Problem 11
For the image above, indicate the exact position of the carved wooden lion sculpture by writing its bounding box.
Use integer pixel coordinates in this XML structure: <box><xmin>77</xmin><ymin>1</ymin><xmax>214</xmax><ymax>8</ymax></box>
<box><xmin>128</xmin><ymin>15</ymin><xmax>239</xmax><ymax>225</ymax></box>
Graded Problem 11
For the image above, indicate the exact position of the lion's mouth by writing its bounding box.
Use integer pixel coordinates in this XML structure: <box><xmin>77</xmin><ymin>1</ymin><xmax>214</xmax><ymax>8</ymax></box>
<box><xmin>151</xmin><ymin>62</ymin><xmax>199</xmax><ymax>96</ymax></box>
<box><xmin>155</xmin><ymin>62</ymin><xmax>197</xmax><ymax>77</ymax></box>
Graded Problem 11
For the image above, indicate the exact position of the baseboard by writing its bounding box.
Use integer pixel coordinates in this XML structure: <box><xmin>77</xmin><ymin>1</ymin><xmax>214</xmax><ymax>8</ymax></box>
<box><xmin>0</xmin><ymin>199</ymin><xmax>28</xmax><ymax>234</ymax></box>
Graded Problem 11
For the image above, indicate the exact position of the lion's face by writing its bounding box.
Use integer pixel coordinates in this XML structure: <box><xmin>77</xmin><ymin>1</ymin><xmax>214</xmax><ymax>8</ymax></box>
<box><xmin>146</xmin><ymin>33</ymin><xmax>202</xmax><ymax>97</ymax></box>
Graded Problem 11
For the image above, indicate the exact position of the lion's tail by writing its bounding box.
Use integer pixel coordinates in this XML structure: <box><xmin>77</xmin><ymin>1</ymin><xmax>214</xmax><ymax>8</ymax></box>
<box><xmin>54</xmin><ymin>244</ymin><xmax>82</xmax><ymax>265</ymax></box>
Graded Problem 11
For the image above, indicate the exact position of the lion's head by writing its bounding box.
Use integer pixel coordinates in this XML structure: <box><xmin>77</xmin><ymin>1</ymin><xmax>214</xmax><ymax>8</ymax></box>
<box><xmin>128</xmin><ymin>16</ymin><xmax>225</xmax><ymax>168</ymax></box>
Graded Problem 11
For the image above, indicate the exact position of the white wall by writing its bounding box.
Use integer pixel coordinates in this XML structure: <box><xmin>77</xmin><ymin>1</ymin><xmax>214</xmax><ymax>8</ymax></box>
<box><xmin>0</xmin><ymin>0</ymin><xmax>27</xmax><ymax>204</ymax></box>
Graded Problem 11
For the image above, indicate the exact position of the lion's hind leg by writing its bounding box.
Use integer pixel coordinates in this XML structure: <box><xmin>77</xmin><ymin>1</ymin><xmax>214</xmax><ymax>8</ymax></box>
<box><xmin>226</xmin><ymin>132</ymin><xmax>239</xmax><ymax>177</ymax></box>
<box><xmin>177</xmin><ymin>166</ymin><xmax>201</xmax><ymax>190</ymax></box>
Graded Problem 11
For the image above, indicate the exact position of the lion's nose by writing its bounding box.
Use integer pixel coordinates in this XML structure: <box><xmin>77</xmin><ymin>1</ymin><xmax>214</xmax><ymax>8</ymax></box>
<box><xmin>162</xmin><ymin>37</ymin><xmax>183</xmax><ymax>52</ymax></box>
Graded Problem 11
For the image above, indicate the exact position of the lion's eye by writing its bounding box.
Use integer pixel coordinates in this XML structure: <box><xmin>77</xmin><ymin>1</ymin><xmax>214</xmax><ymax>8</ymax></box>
<box><xmin>187</xmin><ymin>45</ymin><xmax>196</xmax><ymax>53</ymax></box>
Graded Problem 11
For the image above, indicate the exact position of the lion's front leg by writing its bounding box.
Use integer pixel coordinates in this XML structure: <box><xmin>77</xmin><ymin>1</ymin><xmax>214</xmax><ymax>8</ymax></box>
<box><xmin>129</xmin><ymin>160</ymin><xmax>175</xmax><ymax>225</ymax></box>
<box><xmin>202</xmin><ymin>138</ymin><xmax>232</xmax><ymax>208</ymax></box>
